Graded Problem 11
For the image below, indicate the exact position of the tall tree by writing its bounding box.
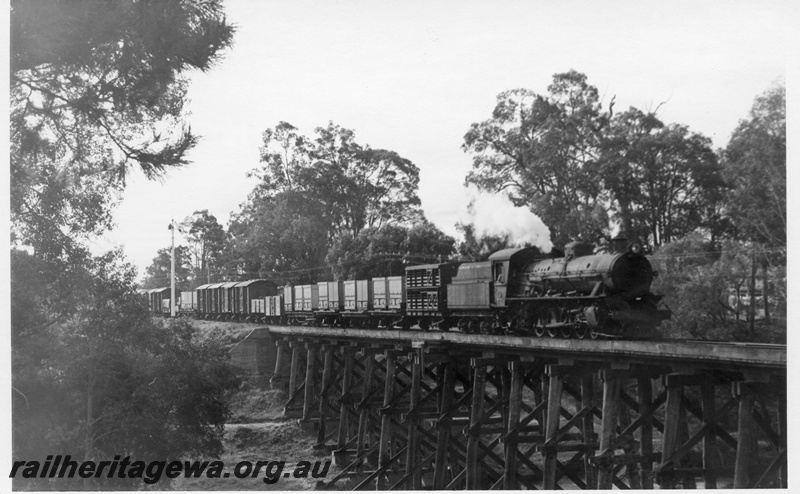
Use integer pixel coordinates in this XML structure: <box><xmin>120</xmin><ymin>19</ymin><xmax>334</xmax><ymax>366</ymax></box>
<box><xmin>11</xmin><ymin>0</ymin><xmax>234</xmax><ymax>255</ymax></box>
<box><xmin>250</xmin><ymin>121</ymin><xmax>423</xmax><ymax>238</ymax></box>
<box><xmin>142</xmin><ymin>245</ymin><xmax>194</xmax><ymax>290</ymax></box>
<box><xmin>724</xmin><ymin>82</ymin><xmax>786</xmax><ymax>251</ymax></box>
<box><xmin>326</xmin><ymin>225</ymin><xmax>409</xmax><ymax>280</ymax></box>
<box><xmin>229</xmin><ymin>122</ymin><xmax>425</xmax><ymax>280</ymax></box>
<box><xmin>326</xmin><ymin>221</ymin><xmax>456</xmax><ymax>280</ymax></box>
<box><xmin>226</xmin><ymin>192</ymin><xmax>332</xmax><ymax>284</ymax></box>
<box><xmin>600</xmin><ymin>108</ymin><xmax>725</xmax><ymax>246</ymax></box>
<box><xmin>722</xmin><ymin>82</ymin><xmax>786</xmax><ymax>326</ymax></box>
<box><xmin>402</xmin><ymin>221</ymin><xmax>458</xmax><ymax>263</ymax></box>
<box><xmin>463</xmin><ymin>71</ymin><xmax>611</xmax><ymax>246</ymax></box>
<box><xmin>182</xmin><ymin>210</ymin><xmax>226</xmax><ymax>285</ymax></box>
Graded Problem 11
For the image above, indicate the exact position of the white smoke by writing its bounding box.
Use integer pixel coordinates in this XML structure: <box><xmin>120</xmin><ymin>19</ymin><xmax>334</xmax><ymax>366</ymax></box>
<box><xmin>464</xmin><ymin>189</ymin><xmax>553</xmax><ymax>252</ymax></box>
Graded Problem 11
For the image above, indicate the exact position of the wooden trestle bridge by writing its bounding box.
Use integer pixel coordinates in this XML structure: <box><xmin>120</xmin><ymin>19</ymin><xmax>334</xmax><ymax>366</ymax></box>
<box><xmin>266</xmin><ymin>326</ymin><xmax>786</xmax><ymax>490</ymax></box>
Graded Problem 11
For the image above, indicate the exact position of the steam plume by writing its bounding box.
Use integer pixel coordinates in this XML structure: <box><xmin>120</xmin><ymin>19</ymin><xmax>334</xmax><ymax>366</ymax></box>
<box><xmin>465</xmin><ymin>190</ymin><xmax>553</xmax><ymax>252</ymax></box>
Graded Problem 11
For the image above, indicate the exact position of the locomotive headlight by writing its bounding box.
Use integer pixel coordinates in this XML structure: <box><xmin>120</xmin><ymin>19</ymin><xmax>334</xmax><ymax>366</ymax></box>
<box><xmin>630</xmin><ymin>242</ymin><xmax>642</xmax><ymax>254</ymax></box>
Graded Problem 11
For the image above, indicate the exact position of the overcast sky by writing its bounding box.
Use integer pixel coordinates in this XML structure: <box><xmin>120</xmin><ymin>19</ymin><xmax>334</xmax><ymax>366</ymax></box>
<box><xmin>95</xmin><ymin>0</ymin><xmax>793</xmax><ymax>278</ymax></box>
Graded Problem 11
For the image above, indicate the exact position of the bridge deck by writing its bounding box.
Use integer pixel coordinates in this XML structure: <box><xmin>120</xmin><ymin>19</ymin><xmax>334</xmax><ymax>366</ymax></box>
<box><xmin>265</xmin><ymin>325</ymin><xmax>785</xmax><ymax>370</ymax></box>
<box><xmin>267</xmin><ymin>325</ymin><xmax>787</xmax><ymax>489</ymax></box>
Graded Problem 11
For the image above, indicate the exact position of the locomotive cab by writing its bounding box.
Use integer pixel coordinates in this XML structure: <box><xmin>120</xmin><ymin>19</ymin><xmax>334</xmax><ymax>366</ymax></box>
<box><xmin>488</xmin><ymin>247</ymin><xmax>543</xmax><ymax>308</ymax></box>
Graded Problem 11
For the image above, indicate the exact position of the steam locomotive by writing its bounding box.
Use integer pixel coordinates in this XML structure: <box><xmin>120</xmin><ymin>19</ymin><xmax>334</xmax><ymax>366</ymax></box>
<box><xmin>142</xmin><ymin>237</ymin><xmax>670</xmax><ymax>339</ymax></box>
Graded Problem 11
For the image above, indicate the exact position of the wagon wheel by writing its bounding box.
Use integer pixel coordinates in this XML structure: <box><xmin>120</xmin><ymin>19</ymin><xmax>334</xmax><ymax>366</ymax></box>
<box><xmin>574</xmin><ymin>325</ymin><xmax>588</xmax><ymax>339</ymax></box>
<box><xmin>533</xmin><ymin>324</ymin><xmax>546</xmax><ymax>338</ymax></box>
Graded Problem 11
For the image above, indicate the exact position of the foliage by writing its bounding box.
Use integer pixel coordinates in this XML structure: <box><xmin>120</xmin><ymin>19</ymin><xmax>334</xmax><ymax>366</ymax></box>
<box><xmin>10</xmin><ymin>2</ymin><xmax>238</xmax><ymax>487</ymax></box>
<box><xmin>403</xmin><ymin>221</ymin><xmax>459</xmax><ymax>263</ymax></box>
<box><xmin>650</xmin><ymin>236</ymin><xmax>785</xmax><ymax>342</ymax></box>
<box><xmin>250</xmin><ymin>121</ymin><xmax>423</xmax><ymax>237</ymax></box>
<box><xmin>463</xmin><ymin>71</ymin><xmax>611</xmax><ymax>246</ymax></box>
<box><xmin>142</xmin><ymin>245</ymin><xmax>194</xmax><ymax>290</ymax></box>
<box><xmin>717</xmin><ymin>81</ymin><xmax>786</xmax><ymax>326</ymax></box>
<box><xmin>228</xmin><ymin>121</ymin><xmax>426</xmax><ymax>282</ymax></box>
<box><xmin>463</xmin><ymin>71</ymin><xmax>728</xmax><ymax>249</ymax></box>
<box><xmin>11</xmin><ymin>0</ymin><xmax>234</xmax><ymax>255</ymax></box>
<box><xmin>182</xmin><ymin>210</ymin><xmax>227</xmax><ymax>285</ymax></box>
<box><xmin>11</xmin><ymin>249</ymin><xmax>240</xmax><ymax>490</ymax></box>
<box><xmin>226</xmin><ymin>191</ymin><xmax>332</xmax><ymax>284</ymax></box>
<box><xmin>600</xmin><ymin>108</ymin><xmax>726</xmax><ymax>246</ymax></box>
<box><xmin>326</xmin><ymin>221</ymin><xmax>456</xmax><ymax>280</ymax></box>
<box><xmin>723</xmin><ymin>82</ymin><xmax>786</xmax><ymax>250</ymax></box>
<box><xmin>455</xmin><ymin>223</ymin><xmax>513</xmax><ymax>261</ymax></box>
<box><xmin>326</xmin><ymin>225</ymin><xmax>407</xmax><ymax>280</ymax></box>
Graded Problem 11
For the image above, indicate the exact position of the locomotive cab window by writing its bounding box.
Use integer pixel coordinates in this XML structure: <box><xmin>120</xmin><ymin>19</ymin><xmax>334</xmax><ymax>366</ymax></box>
<box><xmin>494</xmin><ymin>263</ymin><xmax>505</xmax><ymax>283</ymax></box>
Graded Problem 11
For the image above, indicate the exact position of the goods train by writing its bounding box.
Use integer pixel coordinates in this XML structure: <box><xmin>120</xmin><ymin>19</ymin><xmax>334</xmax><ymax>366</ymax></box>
<box><xmin>139</xmin><ymin>239</ymin><xmax>671</xmax><ymax>339</ymax></box>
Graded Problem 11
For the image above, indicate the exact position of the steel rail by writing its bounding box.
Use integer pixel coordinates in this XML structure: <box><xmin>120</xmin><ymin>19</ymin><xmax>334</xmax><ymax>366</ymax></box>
<box><xmin>265</xmin><ymin>325</ymin><xmax>786</xmax><ymax>370</ymax></box>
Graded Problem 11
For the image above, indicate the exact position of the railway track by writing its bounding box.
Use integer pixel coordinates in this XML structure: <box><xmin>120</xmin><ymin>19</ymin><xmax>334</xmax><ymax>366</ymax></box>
<box><xmin>265</xmin><ymin>325</ymin><xmax>785</xmax><ymax>371</ymax></box>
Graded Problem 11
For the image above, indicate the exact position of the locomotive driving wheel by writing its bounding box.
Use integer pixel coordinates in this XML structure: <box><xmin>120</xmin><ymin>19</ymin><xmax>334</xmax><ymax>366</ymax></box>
<box><xmin>531</xmin><ymin>309</ymin><xmax>546</xmax><ymax>337</ymax></box>
<box><xmin>546</xmin><ymin>309</ymin><xmax>561</xmax><ymax>338</ymax></box>
<box><xmin>561</xmin><ymin>309</ymin><xmax>579</xmax><ymax>338</ymax></box>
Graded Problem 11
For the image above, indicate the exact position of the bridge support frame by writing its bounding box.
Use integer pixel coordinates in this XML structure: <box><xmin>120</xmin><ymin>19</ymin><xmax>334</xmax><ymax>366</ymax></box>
<box><xmin>270</xmin><ymin>334</ymin><xmax>786</xmax><ymax>490</ymax></box>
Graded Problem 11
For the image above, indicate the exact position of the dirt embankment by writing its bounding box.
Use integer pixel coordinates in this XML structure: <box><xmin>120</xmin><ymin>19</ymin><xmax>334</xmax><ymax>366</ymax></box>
<box><xmin>171</xmin><ymin>320</ymin><xmax>337</xmax><ymax>491</ymax></box>
<box><xmin>187</xmin><ymin>319</ymin><xmax>261</xmax><ymax>349</ymax></box>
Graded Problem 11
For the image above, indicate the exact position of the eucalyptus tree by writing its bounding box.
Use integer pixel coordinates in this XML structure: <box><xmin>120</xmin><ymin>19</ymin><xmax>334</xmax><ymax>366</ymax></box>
<box><xmin>142</xmin><ymin>245</ymin><xmax>194</xmax><ymax>290</ymax></box>
<box><xmin>724</xmin><ymin>83</ymin><xmax>786</xmax><ymax>252</ymax></box>
<box><xmin>463</xmin><ymin>71</ymin><xmax>611</xmax><ymax>247</ymax></box>
<box><xmin>722</xmin><ymin>82</ymin><xmax>786</xmax><ymax>325</ymax></box>
<box><xmin>182</xmin><ymin>210</ymin><xmax>227</xmax><ymax>285</ymax></box>
<box><xmin>230</xmin><ymin>121</ymin><xmax>424</xmax><ymax>279</ymax></box>
<box><xmin>600</xmin><ymin>108</ymin><xmax>725</xmax><ymax>246</ymax></box>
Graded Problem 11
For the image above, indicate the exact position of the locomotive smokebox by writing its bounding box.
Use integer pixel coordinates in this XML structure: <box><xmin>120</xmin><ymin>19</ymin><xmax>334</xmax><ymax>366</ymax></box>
<box><xmin>607</xmin><ymin>253</ymin><xmax>655</xmax><ymax>298</ymax></box>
